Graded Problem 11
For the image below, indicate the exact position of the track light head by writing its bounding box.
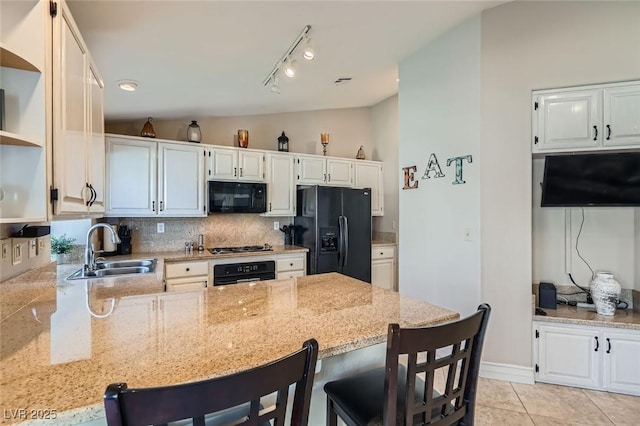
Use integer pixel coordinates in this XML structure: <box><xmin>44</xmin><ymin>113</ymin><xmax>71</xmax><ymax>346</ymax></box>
<box><xmin>270</xmin><ymin>75</ymin><xmax>280</xmax><ymax>94</ymax></box>
<box><xmin>283</xmin><ymin>58</ymin><xmax>296</xmax><ymax>78</ymax></box>
<box><xmin>302</xmin><ymin>37</ymin><xmax>315</xmax><ymax>61</ymax></box>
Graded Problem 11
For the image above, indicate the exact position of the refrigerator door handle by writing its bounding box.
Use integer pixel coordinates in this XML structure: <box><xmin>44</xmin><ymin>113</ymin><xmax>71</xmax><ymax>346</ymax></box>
<box><xmin>338</xmin><ymin>215</ymin><xmax>345</xmax><ymax>269</ymax></box>
<box><xmin>343</xmin><ymin>216</ymin><xmax>349</xmax><ymax>269</ymax></box>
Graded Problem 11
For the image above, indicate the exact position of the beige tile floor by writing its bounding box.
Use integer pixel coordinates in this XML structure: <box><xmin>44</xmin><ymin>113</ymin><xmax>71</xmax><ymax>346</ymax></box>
<box><xmin>472</xmin><ymin>378</ymin><xmax>640</xmax><ymax>426</ymax></box>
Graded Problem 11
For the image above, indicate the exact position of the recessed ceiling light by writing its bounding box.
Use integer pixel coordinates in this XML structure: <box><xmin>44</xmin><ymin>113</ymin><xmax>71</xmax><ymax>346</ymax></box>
<box><xmin>117</xmin><ymin>80</ymin><xmax>138</xmax><ymax>92</ymax></box>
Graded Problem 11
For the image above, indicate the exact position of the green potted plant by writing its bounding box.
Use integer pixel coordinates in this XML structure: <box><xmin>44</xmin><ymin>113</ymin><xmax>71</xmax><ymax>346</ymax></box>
<box><xmin>51</xmin><ymin>234</ymin><xmax>75</xmax><ymax>263</ymax></box>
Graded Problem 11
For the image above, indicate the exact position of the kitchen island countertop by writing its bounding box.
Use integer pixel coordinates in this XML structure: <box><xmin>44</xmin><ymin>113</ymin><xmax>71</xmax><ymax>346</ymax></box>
<box><xmin>0</xmin><ymin>263</ymin><xmax>457</xmax><ymax>424</ymax></box>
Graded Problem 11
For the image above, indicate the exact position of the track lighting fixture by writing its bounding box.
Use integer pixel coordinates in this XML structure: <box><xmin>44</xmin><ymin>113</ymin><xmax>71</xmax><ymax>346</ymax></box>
<box><xmin>270</xmin><ymin>75</ymin><xmax>280</xmax><ymax>94</ymax></box>
<box><xmin>302</xmin><ymin>36</ymin><xmax>315</xmax><ymax>61</ymax></box>
<box><xmin>283</xmin><ymin>58</ymin><xmax>296</xmax><ymax>78</ymax></box>
<box><xmin>262</xmin><ymin>25</ymin><xmax>313</xmax><ymax>92</ymax></box>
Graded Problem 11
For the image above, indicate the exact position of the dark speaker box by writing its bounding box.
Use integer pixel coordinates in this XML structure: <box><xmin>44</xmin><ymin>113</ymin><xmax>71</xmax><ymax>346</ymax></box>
<box><xmin>539</xmin><ymin>282</ymin><xmax>557</xmax><ymax>309</ymax></box>
<box><xmin>13</xmin><ymin>226</ymin><xmax>50</xmax><ymax>237</ymax></box>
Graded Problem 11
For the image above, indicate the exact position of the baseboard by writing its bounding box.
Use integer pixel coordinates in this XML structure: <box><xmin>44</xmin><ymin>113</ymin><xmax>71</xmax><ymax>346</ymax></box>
<box><xmin>479</xmin><ymin>361</ymin><xmax>535</xmax><ymax>384</ymax></box>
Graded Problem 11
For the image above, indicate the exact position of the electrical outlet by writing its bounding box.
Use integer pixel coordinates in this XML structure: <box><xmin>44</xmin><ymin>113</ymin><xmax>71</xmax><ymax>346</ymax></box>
<box><xmin>38</xmin><ymin>237</ymin><xmax>46</xmax><ymax>255</ymax></box>
<box><xmin>28</xmin><ymin>239</ymin><xmax>37</xmax><ymax>258</ymax></box>
<box><xmin>464</xmin><ymin>228</ymin><xmax>472</xmax><ymax>242</ymax></box>
<box><xmin>157</xmin><ymin>223</ymin><xmax>165</xmax><ymax>233</ymax></box>
<box><xmin>273</xmin><ymin>221</ymin><xmax>280</xmax><ymax>230</ymax></box>
<box><xmin>12</xmin><ymin>242</ymin><xmax>22</xmax><ymax>265</ymax></box>
<box><xmin>1</xmin><ymin>239</ymin><xmax>9</xmax><ymax>262</ymax></box>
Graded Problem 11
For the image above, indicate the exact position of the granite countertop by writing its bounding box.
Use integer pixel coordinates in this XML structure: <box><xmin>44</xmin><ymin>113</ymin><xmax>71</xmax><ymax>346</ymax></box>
<box><xmin>143</xmin><ymin>244</ymin><xmax>308</xmax><ymax>263</ymax></box>
<box><xmin>533</xmin><ymin>304</ymin><xmax>640</xmax><ymax>330</ymax></box>
<box><xmin>0</xmin><ymin>264</ymin><xmax>457</xmax><ymax>424</ymax></box>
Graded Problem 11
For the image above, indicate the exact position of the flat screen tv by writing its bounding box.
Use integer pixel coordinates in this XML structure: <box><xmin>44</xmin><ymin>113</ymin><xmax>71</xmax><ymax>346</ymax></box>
<box><xmin>541</xmin><ymin>152</ymin><xmax>640</xmax><ymax>207</ymax></box>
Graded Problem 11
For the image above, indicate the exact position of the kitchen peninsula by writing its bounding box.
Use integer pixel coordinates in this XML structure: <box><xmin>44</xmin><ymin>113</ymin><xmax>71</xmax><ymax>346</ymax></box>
<box><xmin>0</xmin><ymin>261</ymin><xmax>458</xmax><ymax>425</ymax></box>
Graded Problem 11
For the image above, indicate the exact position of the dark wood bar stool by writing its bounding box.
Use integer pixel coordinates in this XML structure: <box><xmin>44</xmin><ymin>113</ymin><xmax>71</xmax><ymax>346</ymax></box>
<box><xmin>104</xmin><ymin>338</ymin><xmax>318</xmax><ymax>426</ymax></box>
<box><xmin>324</xmin><ymin>304</ymin><xmax>491</xmax><ymax>426</ymax></box>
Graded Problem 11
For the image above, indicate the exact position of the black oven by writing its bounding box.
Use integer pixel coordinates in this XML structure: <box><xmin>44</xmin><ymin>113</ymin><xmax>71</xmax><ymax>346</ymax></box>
<box><xmin>208</xmin><ymin>181</ymin><xmax>267</xmax><ymax>213</ymax></box>
<box><xmin>213</xmin><ymin>260</ymin><xmax>276</xmax><ymax>286</ymax></box>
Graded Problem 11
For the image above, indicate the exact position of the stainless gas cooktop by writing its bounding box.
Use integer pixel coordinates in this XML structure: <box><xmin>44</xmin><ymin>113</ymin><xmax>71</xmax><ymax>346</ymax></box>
<box><xmin>208</xmin><ymin>244</ymin><xmax>273</xmax><ymax>255</ymax></box>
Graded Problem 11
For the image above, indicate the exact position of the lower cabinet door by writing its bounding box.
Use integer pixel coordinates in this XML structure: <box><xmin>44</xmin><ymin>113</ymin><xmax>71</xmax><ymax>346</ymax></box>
<box><xmin>537</xmin><ymin>324</ymin><xmax>601</xmax><ymax>389</ymax></box>
<box><xmin>371</xmin><ymin>259</ymin><xmax>394</xmax><ymax>290</ymax></box>
<box><xmin>602</xmin><ymin>330</ymin><xmax>640</xmax><ymax>396</ymax></box>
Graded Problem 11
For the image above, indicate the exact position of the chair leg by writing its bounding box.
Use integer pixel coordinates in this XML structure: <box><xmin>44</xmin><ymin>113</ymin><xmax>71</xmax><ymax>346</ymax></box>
<box><xmin>326</xmin><ymin>396</ymin><xmax>338</xmax><ymax>426</ymax></box>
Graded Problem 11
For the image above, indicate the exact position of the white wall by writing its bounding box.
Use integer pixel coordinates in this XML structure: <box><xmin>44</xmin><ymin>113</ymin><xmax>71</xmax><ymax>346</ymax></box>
<box><xmin>371</xmin><ymin>95</ymin><xmax>399</xmax><ymax>236</ymax></box>
<box><xmin>106</xmin><ymin>107</ymin><xmax>374</xmax><ymax>160</ymax></box>
<box><xmin>398</xmin><ymin>16</ymin><xmax>481</xmax><ymax>316</ymax></box>
<box><xmin>481</xmin><ymin>1</ymin><xmax>640</xmax><ymax>367</ymax></box>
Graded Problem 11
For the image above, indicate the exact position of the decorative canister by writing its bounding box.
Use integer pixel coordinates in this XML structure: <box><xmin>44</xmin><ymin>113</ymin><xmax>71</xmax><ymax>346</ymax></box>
<box><xmin>590</xmin><ymin>272</ymin><xmax>621</xmax><ymax>316</ymax></box>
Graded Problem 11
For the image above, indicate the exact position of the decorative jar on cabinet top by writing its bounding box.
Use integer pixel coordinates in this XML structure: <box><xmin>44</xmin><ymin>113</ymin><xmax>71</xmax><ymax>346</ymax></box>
<box><xmin>590</xmin><ymin>272</ymin><xmax>621</xmax><ymax>316</ymax></box>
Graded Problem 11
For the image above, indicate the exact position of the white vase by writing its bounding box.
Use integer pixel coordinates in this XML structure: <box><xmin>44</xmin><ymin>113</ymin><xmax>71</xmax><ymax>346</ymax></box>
<box><xmin>590</xmin><ymin>272</ymin><xmax>621</xmax><ymax>316</ymax></box>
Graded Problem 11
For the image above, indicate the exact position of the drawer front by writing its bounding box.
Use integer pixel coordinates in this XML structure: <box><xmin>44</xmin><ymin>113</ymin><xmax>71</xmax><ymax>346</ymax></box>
<box><xmin>165</xmin><ymin>279</ymin><xmax>207</xmax><ymax>292</ymax></box>
<box><xmin>277</xmin><ymin>270</ymin><xmax>305</xmax><ymax>280</ymax></box>
<box><xmin>371</xmin><ymin>246</ymin><xmax>395</xmax><ymax>260</ymax></box>
<box><xmin>165</xmin><ymin>261</ymin><xmax>209</xmax><ymax>279</ymax></box>
<box><xmin>277</xmin><ymin>256</ymin><xmax>305</xmax><ymax>272</ymax></box>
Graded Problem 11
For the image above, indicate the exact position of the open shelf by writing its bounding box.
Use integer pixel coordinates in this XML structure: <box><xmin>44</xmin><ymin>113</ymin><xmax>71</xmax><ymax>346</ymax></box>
<box><xmin>0</xmin><ymin>130</ymin><xmax>43</xmax><ymax>147</ymax></box>
<box><xmin>0</xmin><ymin>45</ymin><xmax>41</xmax><ymax>73</ymax></box>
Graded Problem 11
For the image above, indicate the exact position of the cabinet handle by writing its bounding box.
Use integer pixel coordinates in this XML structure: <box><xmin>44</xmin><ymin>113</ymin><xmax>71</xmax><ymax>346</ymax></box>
<box><xmin>290</xmin><ymin>263</ymin><xmax>293</xmax><ymax>266</ymax></box>
<box><xmin>234</xmin><ymin>167</ymin><xmax>237</xmax><ymax>177</ymax></box>
<box><xmin>89</xmin><ymin>184</ymin><xmax>97</xmax><ymax>206</ymax></box>
<box><xmin>593</xmin><ymin>125</ymin><xmax>598</xmax><ymax>141</ymax></box>
<box><xmin>328</xmin><ymin>174</ymin><xmax>331</xmax><ymax>182</ymax></box>
<box><xmin>380</xmin><ymin>252</ymin><xmax>384</xmax><ymax>255</ymax></box>
<box><xmin>323</xmin><ymin>174</ymin><xmax>327</xmax><ymax>182</ymax></box>
<box><xmin>606</xmin><ymin>338</ymin><xmax>611</xmax><ymax>353</ymax></box>
<box><xmin>594</xmin><ymin>336</ymin><xmax>599</xmax><ymax>352</ymax></box>
<box><xmin>269</xmin><ymin>202</ymin><xmax>272</xmax><ymax>212</ymax></box>
<box><xmin>606</xmin><ymin>125</ymin><xmax>611</xmax><ymax>140</ymax></box>
<box><xmin>160</xmin><ymin>201</ymin><xmax>164</xmax><ymax>211</ymax></box>
<box><xmin>186</xmin><ymin>268</ymin><xmax>190</xmax><ymax>272</ymax></box>
<box><xmin>240</xmin><ymin>168</ymin><xmax>243</xmax><ymax>177</ymax></box>
<box><xmin>85</xmin><ymin>183</ymin><xmax>92</xmax><ymax>206</ymax></box>
<box><xmin>152</xmin><ymin>201</ymin><xmax>156</xmax><ymax>211</ymax></box>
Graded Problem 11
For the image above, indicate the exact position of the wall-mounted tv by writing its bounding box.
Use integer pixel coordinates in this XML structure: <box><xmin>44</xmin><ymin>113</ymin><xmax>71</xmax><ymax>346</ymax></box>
<box><xmin>541</xmin><ymin>152</ymin><xmax>640</xmax><ymax>207</ymax></box>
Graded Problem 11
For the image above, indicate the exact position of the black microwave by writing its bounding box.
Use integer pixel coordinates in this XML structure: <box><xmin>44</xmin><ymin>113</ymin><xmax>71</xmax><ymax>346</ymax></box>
<box><xmin>208</xmin><ymin>181</ymin><xmax>267</xmax><ymax>213</ymax></box>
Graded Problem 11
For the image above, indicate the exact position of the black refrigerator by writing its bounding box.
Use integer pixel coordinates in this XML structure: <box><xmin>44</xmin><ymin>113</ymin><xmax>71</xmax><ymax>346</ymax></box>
<box><xmin>294</xmin><ymin>186</ymin><xmax>372</xmax><ymax>282</ymax></box>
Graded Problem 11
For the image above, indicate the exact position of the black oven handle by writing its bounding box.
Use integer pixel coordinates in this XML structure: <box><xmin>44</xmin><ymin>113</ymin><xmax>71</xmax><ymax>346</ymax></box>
<box><xmin>343</xmin><ymin>216</ymin><xmax>349</xmax><ymax>269</ymax></box>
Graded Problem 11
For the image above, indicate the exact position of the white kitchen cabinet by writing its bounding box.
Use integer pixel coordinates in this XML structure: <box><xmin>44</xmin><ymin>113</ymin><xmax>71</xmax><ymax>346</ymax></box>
<box><xmin>602</xmin><ymin>330</ymin><xmax>640</xmax><ymax>395</ymax></box>
<box><xmin>534</xmin><ymin>321</ymin><xmax>640</xmax><ymax>396</ymax></box>
<box><xmin>276</xmin><ymin>253</ymin><xmax>306</xmax><ymax>279</ymax></box>
<box><xmin>106</xmin><ymin>135</ymin><xmax>206</xmax><ymax>217</ymax></box>
<box><xmin>164</xmin><ymin>260</ymin><xmax>210</xmax><ymax>292</ymax></box>
<box><xmin>297</xmin><ymin>155</ymin><xmax>354</xmax><ymax>187</ymax></box>
<box><xmin>354</xmin><ymin>161</ymin><xmax>384</xmax><ymax>216</ymax></box>
<box><xmin>603</xmin><ymin>84</ymin><xmax>640</xmax><ymax>148</ymax></box>
<box><xmin>0</xmin><ymin>1</ymin><xmax>48</xmax><ymax>223</ymax></box>
<box><xmin>207</xmin><ymin>147</ymin><xmax>265</xmax><ymax>182</ymax></box>
<box><xmin>371</xmin><ymin>245</ymin><xmax>395</xmax><ymax>290</ymax></box>
<box><xmin>51</xmin><ymin>0</ymin><xmax>105</xmax><ymax>215</ymax></box>
<box><xmin>158</xmin><ymin>143</ymin><xmax>206</xmax><ymax>217</ymax></box>
<box><xmin>264</xmin><ymin>153</ymin><xmax>296</xmax><ymax>216</ymax></box>
<box><xmin>532</xmin><ymin>80</ymin><xmax>640</xmax><ymax>153</ymax></box>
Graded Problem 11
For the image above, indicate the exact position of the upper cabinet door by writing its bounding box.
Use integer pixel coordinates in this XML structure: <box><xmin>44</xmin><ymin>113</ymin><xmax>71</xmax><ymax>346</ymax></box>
<box><xmin>88</xmin><ymin>62</ymin><xmax>105</xmax><ymax>213</ymax></box>
<box><xmin>209</xmin><ymin>147</ymin><xmax>238</xmax><ymax>181</ymax></box>
<box><xmin>354</xmin><ymin>161</ymin><xmax>384</xmax><ymax>216</ymax></box>
<box><xmin>603</xmin><ymin>84</ymin><xmax>640</xmax><ymax>148</ymax></box>
<box><xmin>326</xmin><ymin>158</ymin><xmax>354</xmax><ymax>187</ymax></box>
<box><xmin>265</xmin><ymin>153</ymin><xmax>295</xmax><ymax>216</ymax></box>
<box><xmin>533</xmin><ymin>90</ymin><xmax>601</xmax><ymax>152</ymax></box>
<box><xmin>52</xmin><ymin>1</ymin><xmax>90</xmax><ymax>214</ymax></box>
<box><xmin>105</xmin><ymin>137</ymin><xmax>157</xmax><ymax>216</ymax></box>
<box><xmin>238</xmin><ymin>151</ymin><xmax>265</xmax><ymax>182</ymax></box>
<box><xmin>297</xmin><ymin>155</ymin><xmax>326</xmax><ymax>185</ymax></box>
<box><xmin>158</xmin><ymin>143</ymin><xmax>205</xmax><ymax>217</ymax></box>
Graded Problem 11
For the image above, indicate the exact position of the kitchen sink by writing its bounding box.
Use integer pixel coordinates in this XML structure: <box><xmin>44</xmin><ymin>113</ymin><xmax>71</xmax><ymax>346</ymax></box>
<box><xmin>66</xmin><ymin>259</ymin><xmax>157</xmax><ymax>280</ymax></box>
<box><xmin>95</xmin><ymin>259</ymin><xmax>157</xmax><ymax>269</ymax></box>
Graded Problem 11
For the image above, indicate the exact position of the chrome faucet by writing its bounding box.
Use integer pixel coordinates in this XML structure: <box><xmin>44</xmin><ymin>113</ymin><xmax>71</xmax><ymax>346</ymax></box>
<box><xmin>84</xmin><ymin>224</ymin><xmax>121</xmax><ymax>272</ymax></box>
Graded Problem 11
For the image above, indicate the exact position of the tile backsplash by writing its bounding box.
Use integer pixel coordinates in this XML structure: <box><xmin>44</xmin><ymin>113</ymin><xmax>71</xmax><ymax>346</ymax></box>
<box><xmin>112</xmin><ymin>214</ymin><xmax>293</xmax><ymax>253</ymax></box>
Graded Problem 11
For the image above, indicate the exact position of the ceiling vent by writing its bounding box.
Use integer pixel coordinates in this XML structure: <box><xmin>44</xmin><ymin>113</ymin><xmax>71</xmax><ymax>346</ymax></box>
<box><xmin>334</xmin><ymin>77</ymin><xmax>352</xmax><ymax>85</ymax></box>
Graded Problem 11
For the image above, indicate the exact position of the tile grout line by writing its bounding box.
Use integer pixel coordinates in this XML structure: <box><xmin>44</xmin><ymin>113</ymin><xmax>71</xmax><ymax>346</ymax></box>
<box><xmin>581</xmin><ymin>388</ymin><xmax>617</xmax><ymax>426</ymax></box>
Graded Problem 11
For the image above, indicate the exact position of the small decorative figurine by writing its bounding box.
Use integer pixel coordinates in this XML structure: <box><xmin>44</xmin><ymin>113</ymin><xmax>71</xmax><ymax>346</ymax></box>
<box><xmin>320</xmin><ymin>133</ymin><xmax>329</xmax><ymax>156</ymax></box>
<box><xmin>356</xmin><ymin>145</ymin><xmax>366</xmax><ymax>160</ymax></box>
<box><xmin>278</xmin><ymin>131</ymin><xmax>289</xmax><ymax>152</ymax></box>
<box><xmin>238</xmin><ymin>129</ymin><xmax>249</xmax><ymax>148</ymax></box>
<box><xmin>141</xmin><ymin>117</ymin><xmax>156</xmax><ymax>138</ymax></box>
